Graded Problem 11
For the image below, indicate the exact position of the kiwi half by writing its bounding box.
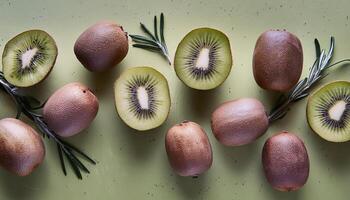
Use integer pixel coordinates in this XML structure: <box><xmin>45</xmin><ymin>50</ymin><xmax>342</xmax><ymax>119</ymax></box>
<box><xmin>307</xmin><ymin>81</ymin><xmax>350</xmax><ymax>142</ymax></box>
<box><xmin>2</xmin><ymin>30</ymin><xmax>58</xmax><ymax>87</ymax></box>
<box><xmin>174</xmin><ymin>28</ymin><xmax>232</xmax><ymax>90</ymax></box>
<box><xmin>114</xmin><ymin>67</ymin><xmax>171</xmax><ymax>131</ymax></box>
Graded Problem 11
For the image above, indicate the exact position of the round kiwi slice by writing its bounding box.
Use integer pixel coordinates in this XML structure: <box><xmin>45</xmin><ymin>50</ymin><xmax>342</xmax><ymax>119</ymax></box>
<box><xmin>2</xmin><ymin>30</ymin><xmax>58</xmax><ymax>87</ymax></box>
<box><xmin>307</xmin><ymin>81</ymin><xmax>350</xmax><ymax>142</ymax></box>
<box><xmin>114</xmin><ymin>67</ymin><xmax>171</xmax><ymax>131</ymax></box>
<box><xmin>174</xmin><ymin>28</ymin><xmax>232</xmax><ymax>90</ymax></box>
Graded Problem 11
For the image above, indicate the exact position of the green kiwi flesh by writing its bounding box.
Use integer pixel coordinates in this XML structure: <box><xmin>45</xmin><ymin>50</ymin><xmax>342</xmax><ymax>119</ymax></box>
<box><xmin>114</xmin><ymin>67</ymin><xmax>171</xmax><ymax>131</ymax></box>
<box><xmin>307</xmin><ymin>81</ymin><xmax>350</xmax><ymax>142</ymax></box>
<box><xmin>2</xmin><ymin>30</ymin><xmax>58</xmax><ymax>87</ymax></box>
<box><xmin>174</xmin><ymin>28</ymin><xmax>232</xmax><ymax>90</ymax></box>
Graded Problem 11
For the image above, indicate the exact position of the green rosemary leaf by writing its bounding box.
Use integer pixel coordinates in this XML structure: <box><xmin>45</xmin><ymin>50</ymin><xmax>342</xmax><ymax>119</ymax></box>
<box><xmin>67</xmin><ymin>149</ymin><xmax>90</xmax><ymax>173</ymax></box>
<box><xmin>129</xmin><ymin>35</ymin><xmax>158</xmax><ymax>46</ymax></box>
<box><xmin>160</xmin><ymin>13</ymin><xmax>166</xmax><ymax>48</ymax></box>
<box><xmin>130</xmin><ymin>13</ymin><xmax>171</xmax><ymax>65</ymax></box>
<box><xmin>57</xmin><ymin>144</ymin><xmax>67</xmax><ymax>176</ymax></box>
<box><xmin>133</xmin><ymin>44</ymin><xmax>160</xmax><ymax>52</ymax></box>
<box><xmin>65</xmin><ymin>151</ymin><xmax>82</xmax><ymax>179</ymax></box>
<box><xmin>154</xmin><ymin>15</ymin><xmax>159</xmax><ymax>40</ymax></box>
<box><xmin>140</xmin><ymin>23</ymin><xmax>156</xmax><ymax>41</ymax></box>
<box><xmin>315</xmin><ymin>39</ymin><xmax>321</xmax><ymax>58</ymax></box>
<box><xmin>61</xmin><ymin>140</ymin><xmax>96</xmax><ymax>164</ymax></box>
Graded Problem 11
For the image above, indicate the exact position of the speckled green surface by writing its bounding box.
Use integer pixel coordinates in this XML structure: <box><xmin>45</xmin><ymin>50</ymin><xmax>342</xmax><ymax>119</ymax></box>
<box><xmin>0</xmin><ymin>0</ymin><xmax>350</xmax><ymax>199</ymax></box>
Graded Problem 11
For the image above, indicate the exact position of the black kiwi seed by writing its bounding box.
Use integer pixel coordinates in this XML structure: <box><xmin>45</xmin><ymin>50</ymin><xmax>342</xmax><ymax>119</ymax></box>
<box><xmin>126</xmin><ymin>74</ymin><xmax>159</xmax><ymax>120</ymax></box>
<box><xmin>315</xmin><ymin>87</ymin><xmax>350</xmax><ymax>130</ymax></box>
<box><xmin>184</xmin><ymin>34</ymin><xmax>220</xmax><ymax>80</ymax></box>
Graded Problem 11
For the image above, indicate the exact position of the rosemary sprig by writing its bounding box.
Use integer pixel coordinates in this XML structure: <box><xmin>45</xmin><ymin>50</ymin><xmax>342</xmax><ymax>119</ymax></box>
<box><xmin>0</xmin><ymin>72</ymin><xmax>96</xmax><ymax>179</ymax></box>
<box><xmin>130</xmin><ymin>13</ymin><xmax>171</xmax><ymax>65</ymax></box>
<box><xmin>268</xmin><ymin>37</ymin><xmax>350</xmax><ymax>122</ymax></box>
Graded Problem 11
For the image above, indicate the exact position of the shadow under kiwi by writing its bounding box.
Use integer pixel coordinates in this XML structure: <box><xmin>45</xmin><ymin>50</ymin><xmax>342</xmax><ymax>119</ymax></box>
<box><xmin>306</xmin><ymin>125</ymin><xmax>350</xmax><ymax>173</ymax></box>
<box><xmin>84</xmin><ymin>62</ymin><xmax>126</xmax><ymax>98</ymax></box>
<box><xmin>180</xmin><ymin>84</ymin><xmax>223</xmax><ymax>122</ymax></box>
<box><xmin>0</xmin><ymin>163</ymin><xmax>49</xmax><ymax>200</ymax></box>
<box><xmin>216</xmin><ymin>140</ymin><xmax>260</xmax><ymax>173</ymax></box>
<box><xmin>170</xmin><ymin>171</ymin><xmax>209</xmax><ymax>199</ymax></box>
<box><xmin>112</xmin><ymin>114</ymin><xmax>167</xmax><ymax>163</ymax></box>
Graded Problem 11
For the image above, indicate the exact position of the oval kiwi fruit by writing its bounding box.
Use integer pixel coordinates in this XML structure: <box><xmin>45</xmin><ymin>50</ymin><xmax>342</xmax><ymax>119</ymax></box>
<box><xmin>0</xmin><ymin>118</ymin><xmax>45</xmax><ymax>176</ymax></box>
<box><xmin>211</xmin><ymin>98</ymin><xmax>269</xmax><ymax>146</ymax></box>
<box><xmin>74</xmin><ymin>21</ymin><xmax>129</xmax><ymax>72</ymax></box>
<box><xmin>262</xmin><ymin>131</ymin><xmax>309</xmax><ymax>191</ymax></box>
<box><xmin>307</xmin><ymin>81</ymin><xmax>350</xmax><ymax>142</ymax></box>
<box><xmin>2</xmin><ymin>30</ymin><xmax>58</xmax><ymax>87</ymax></box>
<box><xmin>43</xmin><ymin>82</ymin><xmax>99</xmax><ymax>137</ymax></box>
<box><xmin>253</xmin><ymin>30</ymin><xmax>303</xmax><ymax>92</ymax></box>
<box><xmin>174</xmin><ymin>28</ymin><xmax>233</xmax><ymax>90</ymax></box>
<box><xmin>165</xmin><ymin>121</ymin><xmax>213</xmax><ymax>176</ymax></box>
<box><xmin>114</xmin><ymin>67</ymin><xmax>171</xmax><ymax>131</ymax></box>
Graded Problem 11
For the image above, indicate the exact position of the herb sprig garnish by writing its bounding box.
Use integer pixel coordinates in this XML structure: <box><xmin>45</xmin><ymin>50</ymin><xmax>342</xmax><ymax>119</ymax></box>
<box><xmin>269</xmin><ymin>37</ymin><xmax>350</xmax><ymax>122</ymax></box>
<box><xmin>0</xmin><ymin>72</ymin><xmax>96</xmax><ymax>179</ymax></box>
<box><xmin>130</xmin><ymin>13</ymin><xmax>171</xmax><ymax>65</ymax></box>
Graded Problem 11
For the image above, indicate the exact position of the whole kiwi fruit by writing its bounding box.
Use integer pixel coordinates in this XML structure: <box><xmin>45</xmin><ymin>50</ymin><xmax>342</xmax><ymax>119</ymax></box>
<box><xmin>165</xmin><ymin>121</ymin><xmax>213</xmax><ymax>176</ymax></box>
<box><xmin>43</xmin><ymin>82</ymin><xmax>99</xmax><ymax>137</ymax></box>
<box><xmin>211</xmin><ymin>98</ymin><xmax>269</xmax><ymax>146</ymax></box>
<box><xmin>74</xmin><ymin>21</ymin><xmax>129</xmax><ymax>72</ymax></box>
<box><xmin>262</xmin><ymin>131</ymin><xmax>309</xmax><ymax>191</ymax></box>
<box><xmin>0</xmin><ymin>118</ymin><xmax>45</xmax><ymax>176</ymax></box>
<box><xmin>253</xmin><ymin>30</ymin><xmax>303</xmax><ymax>92</ymax></box>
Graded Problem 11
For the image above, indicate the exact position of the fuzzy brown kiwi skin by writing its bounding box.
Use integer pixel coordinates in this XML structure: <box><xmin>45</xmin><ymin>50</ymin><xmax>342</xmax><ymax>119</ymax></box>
<box><xmin>211</xmin><ymin>98</ymin><xmax>269</xmax><ymax>146</ymax></box>
<box><xmin>262</xmin><ymin>131</ymin><xmax>309</xmax><ymax>192</ymax></box>
<box><xmin>43</xmin><ymin>82</ymin><xmax>99</xmax><ymax>137</ymax></box>
<box><xmin>74</xmin><ymin>21</ymin><xmax>129</xmax><ymax>72</ymax></box>
<box><xmin>0</xmin><ymin>118</ymin><xmax>45</xmax><ymax>176</ymax></box>
<box><xmin>165</xmin><ymin>121</ymin><xmax>213</xmax><ymax>177</ymax></box>
<box><xmin>253</xmin><ymin>30</ymin><xmax>303</xmax><ymax>92</ymax></box>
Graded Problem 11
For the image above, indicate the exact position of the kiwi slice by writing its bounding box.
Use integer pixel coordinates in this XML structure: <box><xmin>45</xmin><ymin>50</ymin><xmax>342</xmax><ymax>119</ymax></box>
<box><xmin>2</xmin><ymin>30</ymin><xmax>58</xmax><ymax>87</ymax></box>
<box><xmin>114</xmin><ymin>67</ymin><xmax>171</xmax><ymax>131</ymax></box>
<box><xmin>307</xmin><ymin>81</ymin><xmax>350</xmax><ymax>142</ymax></box>
<box><xmin>174</xmin><ymin>28</ymin><xmax>232</xmax><ymax>90</ymax></box>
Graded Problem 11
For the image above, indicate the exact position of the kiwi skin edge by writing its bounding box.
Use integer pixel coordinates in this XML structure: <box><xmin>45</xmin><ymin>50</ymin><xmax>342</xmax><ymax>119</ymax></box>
<box><xmin>253</xmin><ymin>30</ymin><xmax>303</xmax><ymax>92</ymax></box>
<box><xmin>211</xmin><ymin>98</ymin><xmax>269</xmax><ymax>146</ymax></box>
<box><xmin>165</xmin><ymin>121</ymin><xmax>213</xmax><ymax>177</ymax></box>
<box><xmin>0</xmin><ymin>118</ymin><xmax>45</xmax><ymax>176</ymax></box>
<box><xmin>262</xmin><ymin>131</ymin><xmax>309</xmax><ymax>192</ymax></box>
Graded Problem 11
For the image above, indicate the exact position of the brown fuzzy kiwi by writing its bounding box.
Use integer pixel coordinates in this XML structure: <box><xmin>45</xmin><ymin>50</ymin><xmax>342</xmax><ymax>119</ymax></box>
<box><xmin>74</xmin><ymin>21</ymin><xmax>129</xmax><ymax>72</ymax></box>
<box><xmin>0</xmin><ymin>118</ymin><xmax>45</xmax><ymax>176</ymax></box>
<box><xmin>211</xmin><ymin>98</ymin><xmax>269</xmax><ymax>146</ymax></box>
<box><xmin>165</xmin><ymin>121</ymin><xmax>213</xmax><ymax>177</ymax></box>
<box><xmin>262</xmin><ymin>131</ymin><xmax>309</xmax><ymax>191</ymax></box>
<box><xmin>43</xmin><ymin>82</ymin><xmax>99</xmax><ymax>137</ymax></box>
<box><xmin>253</xmin><ymin>30</ymin><xmax>303</xmax><ymax>92</ymax></box>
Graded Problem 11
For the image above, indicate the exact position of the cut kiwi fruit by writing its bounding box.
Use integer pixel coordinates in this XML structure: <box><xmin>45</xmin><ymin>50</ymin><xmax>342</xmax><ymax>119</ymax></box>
<box><xmin>2</xmin><ymin>30</ymin><xmax>58</xmax><ymax>87</ymax></box>
<box><xmin>307</xmin><ymin>81</ymin><xmax>350</xmax><ymax>142</ymax></box>
<box><xmin>114</xmin><ymin>67</ymin><xmax>171</xmax><ymax>131</ymax></box>
<box><xmin>174</xmin><ymin>28</ymin><xmax>232</xmax><ymax>90</ymax></box>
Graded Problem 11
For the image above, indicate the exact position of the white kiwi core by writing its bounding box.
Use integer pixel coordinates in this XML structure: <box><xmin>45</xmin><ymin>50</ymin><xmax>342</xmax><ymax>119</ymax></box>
<box><xmin>21</xmin><ymin>48</ymin><xmax>38</xmax><ymax>69</ymax></box>
<box><xmin>136</xmin><ymin>86</ymin><xmax>149</xmax><ymax>109</ymax></box>
<box><xmin>328</xmin><ymin>100</ymin><xmax>347</xmax><ymax>121</ymax></box>
<box><xmin>195</xmin><ymin>48</ymin><xmax>210</xmax><ymax>70</ymax></box>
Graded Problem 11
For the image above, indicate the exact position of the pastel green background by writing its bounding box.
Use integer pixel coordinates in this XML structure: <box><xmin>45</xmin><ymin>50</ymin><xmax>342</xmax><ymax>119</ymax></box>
<box><xmin>0</xmin><ymin>0</ymin><xmax>349</xmax><ymax>199</ymax></box>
